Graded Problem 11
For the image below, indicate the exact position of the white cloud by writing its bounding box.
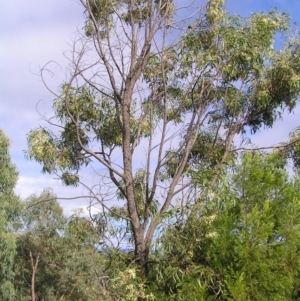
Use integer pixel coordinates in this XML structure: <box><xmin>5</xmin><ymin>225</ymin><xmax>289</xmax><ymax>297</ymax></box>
<box><xmin>15</xmin><ymin>175</ymin><xmax>91</xmax><ymax>216</ymax></box>
<box><xmin>15</xmin><ymin>175</ymin><xmax>57</xmax><ymax>198</ymax></box>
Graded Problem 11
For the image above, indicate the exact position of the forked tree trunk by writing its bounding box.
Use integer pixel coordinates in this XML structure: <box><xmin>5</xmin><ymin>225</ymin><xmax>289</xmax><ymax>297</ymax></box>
<box><xmin>29</xmin><ymin>250</ymin><xmax>39</xmax><ymax>301</ymax></box>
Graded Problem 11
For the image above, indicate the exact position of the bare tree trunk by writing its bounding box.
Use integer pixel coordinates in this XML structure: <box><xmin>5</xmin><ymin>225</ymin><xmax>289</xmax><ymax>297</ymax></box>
<box><xmin>29</xmin><ymin>250</ymin><xmax>39</xmax><ymax>301</ymax></box>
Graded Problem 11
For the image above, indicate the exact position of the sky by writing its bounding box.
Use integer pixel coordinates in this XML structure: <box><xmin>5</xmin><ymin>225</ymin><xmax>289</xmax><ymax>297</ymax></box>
<box><xmin>1</xmin><ymin>0</ymin><xmax>300</xmax><ymax>215</ymax></box>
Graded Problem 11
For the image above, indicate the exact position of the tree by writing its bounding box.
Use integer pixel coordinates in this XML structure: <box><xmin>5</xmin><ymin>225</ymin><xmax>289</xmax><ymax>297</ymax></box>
<box><xmin>14</xmin><ymin>190</ymin><xmax>66</xmax><ymax>301</ymax></box>
<box><xmin>27</xmin><ymin>0</ymin><xmax>300</xmax><ymax>272</ymax></box>
<box><xmin>152</xmin><ymin>152</ymin><xmax>300</xmax><ymax>300</ymax></box>
<box><xmin>14</xmin><ymin>190</ymin><xmax>104</xmax><ymax>301</ymax></box>
<box><xmin>0</xmin><ymin>129</ymin><xmax>20</xmax><ymax>300</ymax></box>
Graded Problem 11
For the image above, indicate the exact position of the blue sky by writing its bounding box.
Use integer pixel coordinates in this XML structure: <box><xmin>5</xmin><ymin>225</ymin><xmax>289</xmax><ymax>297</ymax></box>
<box><xmin>1</xmin><ymin>0</ymin><xmax>300</xmax><ymax>215</ymax></box>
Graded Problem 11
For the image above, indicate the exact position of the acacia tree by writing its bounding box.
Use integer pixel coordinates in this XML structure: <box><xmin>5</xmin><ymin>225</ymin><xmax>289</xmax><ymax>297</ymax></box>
<box><xmin>27</xmin><ymin>0</ymin><xmax>300</xmax><ymax>272</ymax></box>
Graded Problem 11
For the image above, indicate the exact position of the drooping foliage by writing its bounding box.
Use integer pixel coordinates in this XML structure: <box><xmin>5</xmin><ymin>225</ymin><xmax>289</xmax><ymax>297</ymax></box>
<box><xmin>25</xmin><ymin>0</ymin><xmax>300</xmax><ymax>273</ymax></box>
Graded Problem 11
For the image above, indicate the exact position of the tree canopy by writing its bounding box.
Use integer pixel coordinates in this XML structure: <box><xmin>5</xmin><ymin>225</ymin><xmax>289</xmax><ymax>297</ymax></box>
<box><xmin>24</xmin><ymin>0</ymin><xmax>300</xmax><ymax>282</ymax></box>
<box><xmin>0</xmin><ymin>129</ymin><xmax>20</xmax><ymax>300</ymax></box>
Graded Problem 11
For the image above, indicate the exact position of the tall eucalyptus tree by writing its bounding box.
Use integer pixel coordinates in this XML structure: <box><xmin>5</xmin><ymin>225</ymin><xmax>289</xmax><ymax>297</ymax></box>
<box><xmin>27</xmin><ymin>0</ymin><xmax>300</xmax><ymax>272</ymax></box>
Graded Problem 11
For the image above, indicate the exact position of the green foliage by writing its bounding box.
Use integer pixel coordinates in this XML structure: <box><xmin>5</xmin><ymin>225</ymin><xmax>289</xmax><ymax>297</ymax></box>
<box><xmin>0</xmin><ymin>129</ymin><xmax>20</xmax><ymax>300</ymax></box>
<box><xmin>0</xmin><ymin>129</ymin><xmax>20</xmax><ymax>224</ymax></box>
<box><xmin>151</xmin><ymin>152</ymin><xmax>300</xmax><ymax>300</ymax></box>
<box><xmin>101</xmin><ymin>267</ymin><xmax>154</xmax><ymax>301</ymax></box>
<box><xmin>27</xmin><ymin>84</ymin><xmax>155</xmax><ymax>185</ymax></box>
<box><xmin>14</xmin><ymin>190</ymin><xmax>66</xmax><ymax>300</ymax></box>
<box><xmin>27</xmin><ymin>0</ymin><xmax>300</xmax><ymax>191</ymax></box>
<box><xmin>13</xmin><ymin>191</ymin><xmax>104</xmax><ymax>300</ymax></box>
<box><xmin>181</xmin><ymin>3</ymin><xmax>300</xmax><ymax>133</ymax></box>
<box><xmin>117</xmin><ymin>168</ymin><xmax>159</xmax><ymax>221</ymax></box>
<box><xmin>284</xmin><ymin>127</ymin><xmax>300</xmax><ymax>174</ymax></box>
<box><xmin>84</xmin><ymin>0</ymin><xmax>174</xmax><ymax>37</ymax></box>
<box><xmin>26</xmin><ymin>0</ymin><xmax>300</xmax><ymax>282</ymax></box>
